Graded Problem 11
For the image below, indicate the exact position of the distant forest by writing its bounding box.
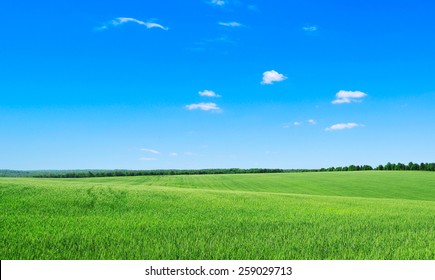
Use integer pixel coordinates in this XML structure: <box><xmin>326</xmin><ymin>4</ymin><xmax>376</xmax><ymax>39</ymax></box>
<box><xmin>0</xmin><ymin>162</ymin><xmax>434</xmax><ymax>178</ymax></box>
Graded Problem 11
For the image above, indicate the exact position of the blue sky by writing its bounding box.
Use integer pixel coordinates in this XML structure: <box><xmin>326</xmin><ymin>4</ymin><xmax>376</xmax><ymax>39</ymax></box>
<box><xmin>1</xmin><ymin>0</ymin><xmax>434</xmax><ymax>170</ymax></box>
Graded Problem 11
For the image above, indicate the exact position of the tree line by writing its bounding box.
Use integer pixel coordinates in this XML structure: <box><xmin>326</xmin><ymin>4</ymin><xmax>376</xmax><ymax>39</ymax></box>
<box><xmin>320</xmin><ymin>162</ymin><xmax>435</xmax><ymax>172</ymax></box>
<box><xmin>0</xmin><ymin>162</ymin><xmax>433</xmax><ymax>178</ymax></box>
<box><xmin>0</xmin><ymin>168</ymin><xmax>296</xmax><ymax>178</ymax></box>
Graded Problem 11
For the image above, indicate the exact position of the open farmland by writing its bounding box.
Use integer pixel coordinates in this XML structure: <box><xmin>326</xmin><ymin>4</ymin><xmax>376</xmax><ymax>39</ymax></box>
<box><xmin>1</xmin><ymin>171</ymin><xmax>434</xmax><ymax>259</ymax></box>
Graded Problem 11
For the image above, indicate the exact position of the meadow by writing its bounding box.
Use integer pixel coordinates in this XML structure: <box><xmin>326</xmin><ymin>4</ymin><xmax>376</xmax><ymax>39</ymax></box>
<box><xmin>1</xmin><ymin>171</ymin><xmax>434</xmax><ymax>259</ymax></box>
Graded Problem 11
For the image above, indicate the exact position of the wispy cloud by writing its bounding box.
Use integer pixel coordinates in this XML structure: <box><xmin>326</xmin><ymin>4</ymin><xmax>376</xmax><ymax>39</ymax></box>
<box><xmin>140</xmin><ymin>148</ymin><xmax>160</xmax><ymax>154</ymax></box>
<box><xmin>284</xmin><ymin>120</ymin><xmax>316</xmax><ymax>128</ymax></box>
<box><xmin>139</xmin><ymin>157</ymin><xmax>156</xmax><ymax>161</ymax></box>
<box><xmin>261</xmin><ymin>70</ymin><xmax>287</xmax><ymax>85</ymax></box>
<box><xmin>169</xmin><ymin>152</ymin><xmax>178</xmax><ymax>157</ymax></box>
<box><xmin>218</xmin><ymin>21</ymin><xmax>242</xmax><ymax>27</ymax></box>
<box><xmin>211</xmin><ymin>0</ymin><xmax>225</xmax><ymax>6</ymax></box>
<box><xmin>185</xmin><ymin>102</ymin><xmax>221</xmax><ymax>112</ymax></box>
<box><xmin>199</xmin><ymin>90</ymin><xmax>221</xmax><ymax>97</ymax></box>
<box><xmin>98</xmin><ymin>17</ymin><xmax>168</xmax><ymax>31</ymax></box>
<box><xmin>332</xmin><ymin>90</ymin><xmax>367</xmax><ymax>104</ymax></box>
<box><xmin>303</xmin><ymin>26</ymin><xmax>318</xmax><ymax>32</ymax></box>
<box><xmin>325</xmin><ymin>123</ymin><xmax>362</xmax><ymax>131</ymax></box>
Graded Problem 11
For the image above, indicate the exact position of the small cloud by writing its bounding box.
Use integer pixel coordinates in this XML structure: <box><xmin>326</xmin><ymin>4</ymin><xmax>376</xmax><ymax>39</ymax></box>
<box><xmin>169</xmin><ymin>152</ymin><xmax>178</xmax><ymax>157</ymax></box>
<box><xmin>97</xmin><ymin>17</ymin><xmax>168</xmax><ymax>31</ymax></box>
<box><xmin>332</xmin><ymin>90</ymin><xmax>367</xmax><ymax>104</ymax></box>
<box><xmin>325</xmin><ymin>123</ymin><xmax>362</xmax><ymax>131</ymax></box>
<box><xmin>139</xmin><ymin>157</ymin><xmax>156</xmax><ymax>161</ymax></box>
<box><xmin>261</xmin><ymin>70</ymin><xmax>287</xmax><ymax>85</ymax></box>
<box><xmin>303</xmin><ymin>26</ymin><xmax>318</xmax><ymax>32</ymax></box>
<box><xmin>184</xmin><ymin>152</ymin><xmax>194</xmax><ymax>156</ymax></box>
<box><xmin>284</xmin><ymin>120</ymin><xmax>316</xmax><ymax>128</ymax></box>
<box><xmin>218</xmin><ymin>21</ymin><xmax>242</xmax><ymax>27</ymax></box>
<box><xmin>199</xmin><ymin>90</ymin><xmax>221</xmax><ymax>97</ymax></box>
<box><xmin>140</xmin><ymin>148</ymin><xmax>160</xmax><ymax>154</ymax></box>
<box><xmin>283</xmin><ymin>121</ymin><xmax>300</xmax><ymax>128</ymax></box>
<box><xmin>211</xmin><ymin>0</ymin><xmax>225</xmax><ymax>6</ymax></box>
<box><xmin>185</xmin><ymin>102</ymin><xmax>221</xmax><ymax>112</ymax></box>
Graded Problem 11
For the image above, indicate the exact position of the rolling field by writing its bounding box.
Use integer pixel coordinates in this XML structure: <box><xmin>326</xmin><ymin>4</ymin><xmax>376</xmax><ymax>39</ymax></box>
<box><xmin>1</xmin><ymin>171</ymin><xmax>434</xmax><ymax>259</ymax></box>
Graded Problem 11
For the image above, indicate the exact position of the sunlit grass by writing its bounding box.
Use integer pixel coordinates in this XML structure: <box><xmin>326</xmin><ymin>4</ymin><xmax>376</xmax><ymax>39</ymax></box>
<box><xmin>1</xmin><ymin>171</ymin><xmax>434</xmax><ymax>259</ymax></box>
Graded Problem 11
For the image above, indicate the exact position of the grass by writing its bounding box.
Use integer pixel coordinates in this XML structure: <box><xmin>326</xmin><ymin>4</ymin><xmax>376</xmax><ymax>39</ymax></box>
<box><xmin>1</xmin><ymin>171</ymin><xmax>434</xmax><ymax>259</ymax></box>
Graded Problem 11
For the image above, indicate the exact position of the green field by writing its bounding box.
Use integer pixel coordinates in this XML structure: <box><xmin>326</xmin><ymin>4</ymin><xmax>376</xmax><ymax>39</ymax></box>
<box><xmin>1</xmin><ymin>171</ymin><xmax>434</xmax><ymax>259</ymax></box>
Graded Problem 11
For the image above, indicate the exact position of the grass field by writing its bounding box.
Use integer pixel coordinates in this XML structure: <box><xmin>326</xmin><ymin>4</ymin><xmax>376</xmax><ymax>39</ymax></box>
<box><xmin>1</xmin><ymin>171</ymin><xmax>434</xmax><ymax>259</ymax></box>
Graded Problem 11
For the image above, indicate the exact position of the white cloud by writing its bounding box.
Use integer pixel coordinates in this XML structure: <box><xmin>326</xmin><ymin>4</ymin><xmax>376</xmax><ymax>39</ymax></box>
<box><xmin>303</xmin><ymin>26</ymin><xmax>318</xmax><ymax>32</ymax></box>
<box><xmin>261</xmin><ymin>70</ymin><xmax>287</xmax><ymax>85</ymax></box>
<box><xmin>185</xmin><ymin>102</ymin><xmax>221</xmax><ymax>111</ymax></box>
<box><xmin>218</xmin><ymin>21</ymin><xmax>242</xmax><ymax>27</ymax></box>
<box><xmin>98</xmin><ymin>17</ymin><xmax>168</xmax><ymax>31</ymax></box>
<box><xmin>332</xmin><ymin>90</ymin><xmax>367</xmax><ymax>104</ymax></box>
<box><xmin>169</xmin><ymin>152</ymin><xmax>178</xmax><ymax>157</ymax></box>
<box><xmin>284</xmin><ymin>120</ymin><xmax>316</xmax><ymax>128</ymax></box>
<box><xmin>199</xmin><ymin>90</ymin><xmax>221</xmax><ymax>97</ymax></box>
<box><xmin>140</xmin><ymin>148</ymin><xmax>160</xmax><ymax>154</ymax></box>
<box><xmin>325</xmin><ymin>123</ymin><xmax>362</xmax><ymax>131</ymax></box>
<box><xmin>211</xmin><ymin>0</ymin><xmax>225</xmax><ymax>6</ymax></box>
<box><xmin>139</xmin><ymin>157</ymin><xmax>156</xmax><ymax>161</ymax></box>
